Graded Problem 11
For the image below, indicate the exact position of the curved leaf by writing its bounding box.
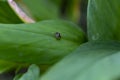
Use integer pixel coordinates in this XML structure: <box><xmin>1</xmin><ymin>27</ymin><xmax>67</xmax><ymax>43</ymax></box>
<box><xmin>17</xmin><ymin>64</ymin><xmax>40</xmax><ymax>80</ymax></box>
<box><xmin>40</xmin><ymin>41</ymin><xmax>120</xmax><ymax>80</ymax></box>
<box><xmin>13</xmin><ymin>64</ymin><xmax>40</xmax><ymax>80</ymax></box>
<box><xmin>87</xmin><ymin>0</ymin><xmax>120</xmax><ymax>41</ymax></box>
<box><xmin>0</xmin><ymin>20</ymin><xmax>86</xmax><ymax>64</ymax></box>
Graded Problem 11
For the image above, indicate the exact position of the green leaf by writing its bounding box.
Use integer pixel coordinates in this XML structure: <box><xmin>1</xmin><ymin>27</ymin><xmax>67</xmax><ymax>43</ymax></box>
<box><xmin>12</xmin><ymin>0</ymin><xmax>59</xmax><ymax>21</ymax></box>
<box><xmin>40</xmin><ymin>41</ymin><xmax>120</xmax><ymax>80</ymax></box>
<box><xmin>14</xmin><ymin>64</ymin><xmax>40</xmax><ymax>80</ymax></box>
<box><xmin>14</xmin><ymin>74</ymin><xmax>22</xmax><ymax>80</ymax></box>
<box><xmin>0</xmin><ymin>60</ymin><xmax>16</xmax><ymax>73</ymax></box>
<box><xmin>0</xmin><ymin>20</ymin><xmax>86</xmax><ymax>64</ymax></box>
<box><xmin>0</xmin><ymin>0</ymin><xmax>59</xmax><ymax>23</ymax></box>
<box><xmin>87</xmin><ymin>0</ymin><xmax>120</xmax><ymax>41</ymax></box>
<box><xmin>0</xmin><ymin>0</ymin><xmax>23</xmax><ymax>23</ymax></box>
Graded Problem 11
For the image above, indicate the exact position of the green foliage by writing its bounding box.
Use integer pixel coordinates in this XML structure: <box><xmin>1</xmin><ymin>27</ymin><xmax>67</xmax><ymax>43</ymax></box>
<box><xmin>88</xmin><ymin>0</ymin><xmax>120</xmax><ymax>41</ymax></box>
<box><xmin>0</xmin><ymin>0</ymin><xmax>59</xmax><ymax>23</ymax></box>
<box><xmin>0</xmin><ymin>20</ymin><xmax>85</xmax><ymax>64</ymax></box>
<box><xmin>14</xmin><ymin>64</ymin><xmax>40</xmax><ymax>80</ymax></box>
<box><xmin>0</xmin><ymin>1</ymin><xmax>22</xmax><ymax>23</ymax></box>
<box><xmin>49</xmin><ymin>0</ymin><xmax>62</xmax><ymax>6</ymax></box>
<box><xmin>0</xmin><ymin>0</ymin><xmax>120</xmax><ymax>80</ymax></box>
<box><xmin>16</xmin><ymin>0</ymin><xmax>59</xmax><ymax>21</ymax></box>
<box><xmin>40</xmin><ymin>41</ymin><xmax>120</xmax><ymax>80</ymax></box>
<box><xmin>0</xmin><ymin>60</ymin><xmax>16</xmax><ymax>73</ymax></box>
<box><xmin>66</xmin><ymin>0</ymin><xmax>81</xmax><ymax>22</ymax></box>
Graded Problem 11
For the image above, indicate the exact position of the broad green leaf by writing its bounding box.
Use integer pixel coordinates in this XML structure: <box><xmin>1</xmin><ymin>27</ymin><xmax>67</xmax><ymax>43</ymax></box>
<box><xmin>0</xmin><ymin>20</ymin><xmax>86</xmax><ymax>64</ymax></box>
<box><xmin>14</xmin><ymin>64</ymin><xmax>40</xmax><ymax>80</ymax></box>
<box><xmin>40</xmin><ymin>41</ymin><xmax>120</xmax><ymax>80</ymax></box>
<box><xmin>87</xmin><ymin>0</ymin><xmax>120</xmax><ymax>41</ymax></box>
<box><xmin>0</xmin><ymin>0</ymin><xmax>23</xmax><ymax>23</ymax></box>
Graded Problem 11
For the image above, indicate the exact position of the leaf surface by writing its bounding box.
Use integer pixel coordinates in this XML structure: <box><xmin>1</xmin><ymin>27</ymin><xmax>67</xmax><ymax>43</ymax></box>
<box><xmin>0</xmin><ymin>60</ymin><xmax>16</xmax><ymax>73</ymax></box>
<box><xmin>14</xmin><ymin>64</ymin><xmax>40</xmax><ymax>80</ymax></box>
<box><xmin>40</xmin><ymin>41</ymin><xmax>120</xmax><ymax>80</ymax></box>
<box><xmin>0</xmin><ymin>20</ymin><xmax>86</xmax><ymax>64</ymax></box>
<box><xmin>88</xmin><ymin>0</ymin><xmax>120</xmax><ymax>41</ymax></box>
<box><xmin>13</xmin><ymin>0</ymin><xmax>59</xmax><ymax>22</ymax></box>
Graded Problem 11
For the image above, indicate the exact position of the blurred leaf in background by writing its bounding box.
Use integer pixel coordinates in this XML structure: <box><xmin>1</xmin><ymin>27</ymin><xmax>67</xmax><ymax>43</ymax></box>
<box><xmin>0</xmin><ymin>0</ymin><xmax>60</xmax><ymax>23</ymax></box>
<box><xmin>0</xmin><ymin>1</ymin><xmax>22</xmax><ymax>23</ymax></box>
<box><xmin>66</xmin><ymin>0</ymin><xmax>81</xmax><ymax>23</ymax></box>
<box><xmin>49</xmin><ymin>0</ymin><xmax>62</xmax><ymax>7</ymax></box>
<box><xmin>79</xmin><ymin>0</ymin><xmax>88</xmax><ymax>32</ymax></box>
<box><xmin>14</xmin><ymin>0</ymin><xmax>59</xmax><ymax>21</ymax></box>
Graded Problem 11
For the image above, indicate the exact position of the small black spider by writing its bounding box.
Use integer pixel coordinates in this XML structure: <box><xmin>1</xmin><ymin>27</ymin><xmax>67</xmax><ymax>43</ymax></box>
<box><xmin>55</xmin><ymin>32</ymin><xmax>61</xmax><ymax>40</ymax></box>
